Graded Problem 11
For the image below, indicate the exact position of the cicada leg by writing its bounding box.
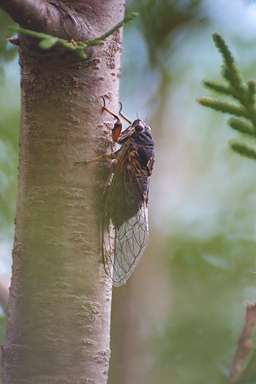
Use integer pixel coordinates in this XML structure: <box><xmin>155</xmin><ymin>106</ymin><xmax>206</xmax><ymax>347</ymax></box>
<box><xmin>101</xmin><ymin>97</ymin><xmax>123</xmax><ymax>143</ymax></box>
<box><xmin>102</xmin><ymin>97</ymin><xmax>131</xmax><ymax>125</ymax></box>
<box><xmin>75</xmin><ymin>97</ymin><xmax>126</xmax><ymax>166</ymax></box>
<box><xmin>118</xmin><ymin>102</ymin><xmax>131</xmax><ymax>124</ymax></box>
<box><xmin>101</xmin><ymin>96</ymin><xmax>120</xmax><ymax>120</ymax></box>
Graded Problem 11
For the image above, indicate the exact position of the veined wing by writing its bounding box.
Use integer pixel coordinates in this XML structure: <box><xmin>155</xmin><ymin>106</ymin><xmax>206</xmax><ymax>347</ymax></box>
<box><xmin>102</xmin><ymin>142</ymin><xmax>150</xmax><ymax>286</ymax></box>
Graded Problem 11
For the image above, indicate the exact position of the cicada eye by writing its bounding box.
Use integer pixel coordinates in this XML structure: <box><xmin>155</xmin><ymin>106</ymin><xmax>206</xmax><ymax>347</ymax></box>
<box><xmin>132</xmin><ymin>119</ymin><xmax>145</xmax><ymax>133</ymax></box>
<box><xmin>112</xmin><ymin>120</ymin><xmax>122</xmax><ymax>142</ymax></box>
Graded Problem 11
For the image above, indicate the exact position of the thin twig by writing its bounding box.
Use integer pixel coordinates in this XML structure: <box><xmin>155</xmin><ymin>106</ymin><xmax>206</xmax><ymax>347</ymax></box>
<box><xmin>229</xmin><ymin>303</ymin><xmax>256</xmax><ymax>383</ymax></box>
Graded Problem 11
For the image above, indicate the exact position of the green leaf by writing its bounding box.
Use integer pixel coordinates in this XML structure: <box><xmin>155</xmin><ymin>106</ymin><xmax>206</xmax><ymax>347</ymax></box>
<box><xmin>123</xmin><ymin>11</ymin><xmax>139</xmax><ymax>24</ymax></box>
<box><xmin>76</xmin><ymin>48</ymin><xmax>87</xmax><ymax>59</ymax></box>
<box><xmin>11</xmin><ymin>12</ymin><xmax>138</xmax><ymax>60</ymax></box>
<box><xmin>39</xmin><ymin>37</ymin><xmax>58</xmax><ymax>49</ymax></box>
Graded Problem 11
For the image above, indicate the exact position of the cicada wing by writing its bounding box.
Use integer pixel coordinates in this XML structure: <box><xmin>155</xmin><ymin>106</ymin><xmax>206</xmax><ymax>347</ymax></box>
<box><xmin>101</xmin><ymin>173</ymin><xmax>115</xmax><ymax>281</ymax></box>
<box><xmin>102</xmin><ymin>140</ymin><xmax>151</xmax><ymax>286</ymax></box>
<box><xmin>102</xmin><ymin>164</ymin><xmax>150</xmax><ymax>285</ymax></box>
<box><xmin>103</xmin><ymin>202</ymin><xmax>149</xmax><ymax>287</ymax></box>
<box><xmin>112</xmin><ymin>203</ymin><xmax>149</xmax><ymax>286</ymax></box>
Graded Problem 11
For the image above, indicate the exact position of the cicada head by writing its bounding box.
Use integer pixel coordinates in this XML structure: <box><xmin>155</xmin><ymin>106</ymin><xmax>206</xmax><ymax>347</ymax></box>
<box><xmin>132</xmin><ymin>119</ymin><xmax>146</xmax><ymax>132</ymax></box>
<box><xmin>131</xmin><ymin>119</ymin><xmax>154</xmax><ymax>148</ymax></box>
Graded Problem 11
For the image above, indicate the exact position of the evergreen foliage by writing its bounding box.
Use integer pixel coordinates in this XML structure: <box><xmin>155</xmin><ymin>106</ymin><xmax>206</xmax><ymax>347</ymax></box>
<box><xmin>198</xmin><ymin>33</ymin><xmax>256</xmax><ymax>161</ymax></box>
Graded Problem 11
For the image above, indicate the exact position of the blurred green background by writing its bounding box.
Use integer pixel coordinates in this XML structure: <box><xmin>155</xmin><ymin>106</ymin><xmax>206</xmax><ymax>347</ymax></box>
<box><xmin>1</xmin><ymin>1</ymin><xmax>256</xmax><ymax>383</ymax></box>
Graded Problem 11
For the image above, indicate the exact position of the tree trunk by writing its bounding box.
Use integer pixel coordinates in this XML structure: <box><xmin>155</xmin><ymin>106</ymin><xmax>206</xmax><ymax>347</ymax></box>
<box><xmin>0</xmin><ymin>1</ymin><xmax>125</xmax><ymax>383</ymax></box>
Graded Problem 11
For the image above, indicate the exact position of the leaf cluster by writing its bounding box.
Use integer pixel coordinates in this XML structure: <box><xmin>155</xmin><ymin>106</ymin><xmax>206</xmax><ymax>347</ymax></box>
<box><xmin>11</xmin><ymin>12</ymin><xmax>138</xmax><ymax>60</ymax></box>
<box><xmin>198</xmin><ymin>33</ymin><xmax>256</xmax><ymax>161</ymax></box>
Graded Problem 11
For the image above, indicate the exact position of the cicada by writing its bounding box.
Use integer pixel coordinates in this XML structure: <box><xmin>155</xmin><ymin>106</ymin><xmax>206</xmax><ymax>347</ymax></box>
<box><xmin>102</xmin><ymin>98</ymin><xmax>155</xmax><ymax>286</ymax></box>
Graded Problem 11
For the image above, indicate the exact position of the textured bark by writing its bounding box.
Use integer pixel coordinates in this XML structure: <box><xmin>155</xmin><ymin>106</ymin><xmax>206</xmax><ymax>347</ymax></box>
<box><xmin>1</xmin><ymin>1</ymin><xmax>125</xmax><ymax>383</ymax></box>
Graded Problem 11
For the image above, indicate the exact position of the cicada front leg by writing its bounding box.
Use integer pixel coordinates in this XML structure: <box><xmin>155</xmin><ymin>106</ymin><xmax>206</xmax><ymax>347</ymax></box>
<box><xmin>75</xmin><ymin>97</ymin><xmax>124</xmax><ymax>166</ymax></box>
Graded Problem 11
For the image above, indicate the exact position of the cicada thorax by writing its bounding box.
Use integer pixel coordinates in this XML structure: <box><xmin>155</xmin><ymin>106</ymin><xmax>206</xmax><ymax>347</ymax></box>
<box><xmin>107</xmin><ymin>152</ymin><xmax>148</xmax><ymax>229</ymax></box>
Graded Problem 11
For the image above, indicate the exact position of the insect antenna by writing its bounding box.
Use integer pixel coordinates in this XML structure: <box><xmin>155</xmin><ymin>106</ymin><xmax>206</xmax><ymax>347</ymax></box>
<box><xmin>119</xmin><ymin>102</ymin><xmax>132</xmax><ymax>124</ymax></box>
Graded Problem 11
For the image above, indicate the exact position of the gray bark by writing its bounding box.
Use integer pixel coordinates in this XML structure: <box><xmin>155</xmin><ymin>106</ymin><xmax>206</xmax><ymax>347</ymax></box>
<box><xmin>0</xmin><ymin>1</ymin><xmax>125</xmax><ymax>383</ymax></box>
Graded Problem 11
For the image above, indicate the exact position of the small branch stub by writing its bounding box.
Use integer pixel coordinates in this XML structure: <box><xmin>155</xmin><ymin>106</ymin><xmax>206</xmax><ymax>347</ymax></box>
<box><xmin>229</xmin><ymin>303</ymin><xmax>256</xmax><ymax>383</ymax></box>
<box><xmin>9</xmin><ymin>12</ymin><xmax>138</xmax><ymax>59</ymax></box>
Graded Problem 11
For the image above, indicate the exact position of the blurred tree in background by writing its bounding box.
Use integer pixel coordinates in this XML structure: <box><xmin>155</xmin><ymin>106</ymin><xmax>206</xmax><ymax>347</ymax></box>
<box><xmin>0</xmin><ymin>10</ymin><xmax>18</xmax><ymax>232</ymax></box>
<box><xmin>110</xmin><ymin>2</ymin><xmax>207</xmax><ymax>384</ymax></box>
<box><xmin>2</xmin><ymin>1</ymin><xmax>256</xmax><ymax>384</ymax></box>
<box><xmin>0</xmin><ymin>8</ymin><xmax>18</xmax><ymax>353</ymax></box>
<box><xmin>0</xmin><ymin>12</ymin><xmax>16</xmax><ymax>73</ymax></box>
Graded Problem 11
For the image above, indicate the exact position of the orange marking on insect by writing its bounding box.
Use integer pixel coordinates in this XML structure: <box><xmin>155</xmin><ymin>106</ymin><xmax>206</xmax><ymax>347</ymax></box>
<box><xmin>112</xmin><ymin>122</ymin><xmax>122</xmax><ymax>142</ymax></box>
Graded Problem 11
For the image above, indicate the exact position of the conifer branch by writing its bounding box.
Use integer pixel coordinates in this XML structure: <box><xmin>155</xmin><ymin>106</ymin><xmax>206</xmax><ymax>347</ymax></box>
<box><xmin>203</xmin><ymin>80</ymin><xmax>234</xmax><ymax>97</ymax></box>
<box><xmin>230</xmin><ymin>142</ymin><xmax>256</xmax><ymax>160</ymax></box>
<box><xmin>198</xmin><ymin>33</ymin><xmax>256</xmax><ymax>161</ymax></box>
<box><xmin>228</xmin><ymin>118</ymin><xmax>256</xmax><ymax>137</ymax></box>
<box><xmin>213</xmin><ymin>33</ymin><xmax>242</xmax><ymax>92</ymax></box>
<box><xmin>198</xmin><ymin>98</ymin><xmax>248</xmax><ymax>118</ymax></box>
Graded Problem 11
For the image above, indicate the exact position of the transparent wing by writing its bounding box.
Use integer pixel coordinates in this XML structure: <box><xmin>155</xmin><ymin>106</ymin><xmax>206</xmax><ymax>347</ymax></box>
<box><xmin>102</xmin><ymin>144</ymin><xmax>150</xmax><ymax>286</ymax></box>
<box><xmin>103</xmin><ymin>202</ymin><xmax>149</xmax><ymax>286</ymax></box>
